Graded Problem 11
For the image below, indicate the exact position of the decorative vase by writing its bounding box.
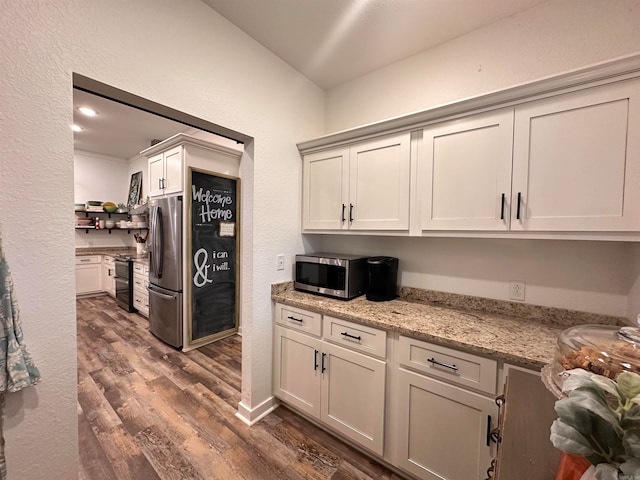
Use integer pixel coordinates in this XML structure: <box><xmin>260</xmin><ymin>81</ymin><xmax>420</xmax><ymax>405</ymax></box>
<box><xmin>556</xmin><ymin>453</ymin><xmax>590</xmax><ymax>480</ymax></box>
<box><xmin>136</xmin><ymin>243</ymin><xmax>144</xmax><ymax>255</ymax></box>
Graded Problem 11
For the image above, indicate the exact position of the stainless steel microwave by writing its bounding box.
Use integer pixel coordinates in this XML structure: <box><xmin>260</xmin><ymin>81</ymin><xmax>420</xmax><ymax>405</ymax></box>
<box><xmin>295</xmin><ymin>253</ymin><xmax>368</xmax><ymax>300</ymax></box>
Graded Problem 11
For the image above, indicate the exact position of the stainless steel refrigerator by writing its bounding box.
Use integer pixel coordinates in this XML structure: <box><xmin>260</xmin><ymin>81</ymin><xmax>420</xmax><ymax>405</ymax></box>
<box><xmin>148</xmin><ymin>194</ymin><xmax>183</xmax><ymax>348</ymax></box>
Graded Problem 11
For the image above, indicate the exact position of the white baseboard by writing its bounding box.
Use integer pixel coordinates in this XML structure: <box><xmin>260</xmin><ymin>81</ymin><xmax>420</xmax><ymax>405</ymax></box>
<box><xmin>235</xmin><ymin>396</ymin><xmax>279</xmax><ymax>426</ymax></box>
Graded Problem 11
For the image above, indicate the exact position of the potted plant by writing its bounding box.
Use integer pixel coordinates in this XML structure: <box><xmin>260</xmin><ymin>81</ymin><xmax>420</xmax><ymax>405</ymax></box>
<box><xmin>550</xmin><ymin>368</ymin><xmax>640</xmax><ymax>479</ymax></box>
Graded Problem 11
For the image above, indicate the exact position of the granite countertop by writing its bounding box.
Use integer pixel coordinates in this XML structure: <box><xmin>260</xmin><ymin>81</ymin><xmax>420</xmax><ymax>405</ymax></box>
<box><xmin>271</xmin><ymin>283</ymin><xmax>625</xmax><ymax>370</ymax></box>
<box><xmin>75</xmin><ymin>248</ymin><xmax>148</xmax><ymax>264</ymax></box>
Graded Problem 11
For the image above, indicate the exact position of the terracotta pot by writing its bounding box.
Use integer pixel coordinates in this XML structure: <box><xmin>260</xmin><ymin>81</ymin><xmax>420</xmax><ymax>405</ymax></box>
<box><xmin>555</xmin><ymin>453</ymin><xmax>591</xmax><ymax>480</ymax></box>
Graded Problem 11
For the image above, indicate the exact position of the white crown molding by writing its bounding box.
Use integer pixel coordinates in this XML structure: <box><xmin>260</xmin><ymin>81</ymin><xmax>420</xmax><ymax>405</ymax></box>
<box><xmin>298</xmin><ymin>52</ymin><xmax>640</xmax><ymax>153</ymax></box>
<box><xmin>74</xmin><ymin>149</ymin><xmax>128</xmax><ymax>163</ymax></box>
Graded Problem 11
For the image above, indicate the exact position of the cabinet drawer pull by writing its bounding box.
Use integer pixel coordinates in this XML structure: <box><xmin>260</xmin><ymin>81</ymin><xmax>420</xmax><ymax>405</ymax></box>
<box><xmin>341</xmin><ymin>204</ymin><xmax>346</xmax><ymax>223</ymax></box>
<box><xmin>516</xmin><ymin>192</ymin><xmax>522</xmax><ymax>220</ymax></box>
<box><xmin>340</xmin><ymin>331</ymin><xmax>361</xmax><ymax>341</ymax></box>
<box><xmin>287</xmin><ymin>315</ymin><xmax>303</xmax><ymax>323</ymax></box>
<box><xmin>427</xmin><ymin>357</ymin><xmax>458</xmax><ymax>371</ymax></box>
<box><xmin>321</xmin><ymin>352</ymin><xmax>327</xmax><ymax>373</ymax></box>
<box><xmin>349</xmin><ymin>203</ymin><xmax>354</xmax><ymax>223</ymax></box>
<box><xmin>500</xmin><ymin>193</ymin><xmax>505</xmax><ymax>220</ymax></box>
<box><xmin>314</xmin><ymin>349</ymin><xmax>319</xmax><ymax>371</ymax></box>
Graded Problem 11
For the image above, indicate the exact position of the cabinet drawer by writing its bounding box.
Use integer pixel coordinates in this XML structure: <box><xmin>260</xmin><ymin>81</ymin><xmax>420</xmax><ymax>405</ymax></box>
<box><xmin>398</xmin><ymin>336</ymin><xmax>497</xmax><ymax>395</ymax></box>
<box><xmin>75</xmin><ymin>255</ymin><xmax>101</xmax><ymax>265</ymax></box>
<box><xmin>323</xmin><ymin>316</ymin><xmax>386</xmax><ymax>358</ymax></box>
<box><xmin>133</xmin><ymin>274</ymin><xmax>149</xmax><ymax>293</ymax></box>
<box><xmin>275</xmin><ymin>303</ymin><xmax>322</xmax><ymax>337</ymax></box>
<box><xmin>133</xmin><ymin>262</ymin><xmax>146</xmax><ymax>273</ymax></box>
<box><xmin>133</xmin><ymin>291</ymin><xmax>149</xmax><ymax>316</ymax></box>
<box><xmin>103</xmin><ymin>255</ymin><xmax>115</xmax><ymax>266</ymax></box>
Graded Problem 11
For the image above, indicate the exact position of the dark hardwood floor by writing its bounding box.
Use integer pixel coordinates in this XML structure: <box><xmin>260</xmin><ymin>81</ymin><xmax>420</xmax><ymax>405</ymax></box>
<box><xmin>77</xmin><ymin>295</ymin><xmax>403</xmax><ymax>480</ymax></box>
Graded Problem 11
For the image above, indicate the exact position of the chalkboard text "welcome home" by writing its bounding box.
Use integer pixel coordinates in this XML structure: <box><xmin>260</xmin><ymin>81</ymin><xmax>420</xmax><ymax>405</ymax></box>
<box><xmin>192</xmin><ymin>186</ymin><xmax>233</xmax><ymax>223</ymax></box>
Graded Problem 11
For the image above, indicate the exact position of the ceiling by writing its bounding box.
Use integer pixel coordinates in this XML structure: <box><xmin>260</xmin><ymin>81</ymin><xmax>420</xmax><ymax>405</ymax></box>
<box><xmin>73</xmin><ymin>89</ymin><xmax>191</xmax><ymax>159</ymax></box>
<box><xmin>201</xmin><ymin>0</ymin><xmax>548</xmax><ymax>90</ymax></box>
<box><xmin>74</xmin><ymin>0</ymin><xmax>547</xmax><ymax>158</ymax></box>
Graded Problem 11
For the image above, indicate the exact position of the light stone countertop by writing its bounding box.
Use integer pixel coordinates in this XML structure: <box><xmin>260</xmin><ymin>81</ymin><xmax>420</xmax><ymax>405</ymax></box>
<box><xmin>272</xmin><ymin>283</ymin><xmax>626</xmax><ymax>370</ymax></box>
<box><xmin>75</xmin><ymin>248</ymin><xmax>148</xmax><ymax>265</ymax></box>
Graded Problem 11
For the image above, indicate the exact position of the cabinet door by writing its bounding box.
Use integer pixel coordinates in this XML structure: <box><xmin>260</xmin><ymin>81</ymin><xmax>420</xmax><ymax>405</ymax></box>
<box><xmin>302</xmin><ymin>147</ymin><xmax>349</xmax><ymax>230</ymax></box>
<box><xmin>420</xmin><ymin>110</ymin><xmax>514</xmax><ymax>231</ymax></box>
<box><xmin>76</xmin><ymin>264</ymin><xmax>102</xmax><ymax>295</ymax></box>
<box><xmin>512</xmin><ymin>78</ymin><xmax>640</xmax><ymax>231</ymax></box>
<box><xmin>349</xmin><ymin>132</ymin><xmax>411</xmax><ymax>230</ymax></box>
<box><xmin>273</xmin><ymin>326</ymin><xmax>322</xmax><ymax>418</ymax></box>
<box><xmin>320</xmin><ymin>342</ymin><xmax>386</xmax><ymax>455</ymax></box>
<box><xmin>396</xmin><ymin>369</ymin><xmax>497</xmax><ymax>480</ymax></box>
<box><xmin>101</xmin><ymin>262</ymin><xmax>115</xmax><ymax>296</ymax></box>
<box><xmin>148</xmin><ymin>152</ymin><xmax>165</xmax><ymax>197</ymax></box>
<box><xmin>163</xmin><ymin>145</ymin><xmax>183</xmax><ymax>194</ymax></box>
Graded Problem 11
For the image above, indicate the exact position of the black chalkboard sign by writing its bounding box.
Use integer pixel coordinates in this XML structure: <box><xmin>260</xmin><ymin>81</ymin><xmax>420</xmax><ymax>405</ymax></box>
<box><xmin>187</xmin><ymin>168</ymin><xmax>239</xmax><ymax>346</ymax></box>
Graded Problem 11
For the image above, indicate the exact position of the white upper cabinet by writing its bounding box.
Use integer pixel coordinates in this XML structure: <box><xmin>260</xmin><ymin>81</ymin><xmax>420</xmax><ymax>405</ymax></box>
<box><xmin>302</xmin><ymin>147</ymin><xmax>349</xmax><ymax>230</ymax></box>
<box><xmin>349</xmin><ymin>133</ymin><xmax>411</xmax><ymax>230</ymax></box>
<box><xmin>148</xmin><ymin>145</ymin><xmax>183</xmax><ymax>197</ymax></box>
<box><xmin>420</xmin><ymin>109</ymin><xmax>514</xmax><ymax>231</ymax></box>
<box><xmin>302</xmin><ymin>132</ymin><xmax>411</xmax><ymax>232</ymax></box>
<box><xmin>300</xmin><ymin>60</ymin><xmax>640</xmax><ymax>239</ymax></box>
<box><xmin>511</xmin><ymin>78</ymin><xmax>640</xmax><ymax>232</ymax></box>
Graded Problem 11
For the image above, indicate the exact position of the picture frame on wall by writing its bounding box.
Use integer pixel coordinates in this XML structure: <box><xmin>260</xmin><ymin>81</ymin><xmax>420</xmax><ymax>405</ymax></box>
<box><xmin>127</xmin><ymin>171</ymin><xmax>142</xmax><ymax>208</ymax></box>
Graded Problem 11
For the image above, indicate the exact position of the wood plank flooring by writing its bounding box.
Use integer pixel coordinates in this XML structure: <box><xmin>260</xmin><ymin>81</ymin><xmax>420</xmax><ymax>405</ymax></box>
<box><xmin>77</xmin><ymin>295</ymin><xmax>404</xmax><ymax>480</ymax></box>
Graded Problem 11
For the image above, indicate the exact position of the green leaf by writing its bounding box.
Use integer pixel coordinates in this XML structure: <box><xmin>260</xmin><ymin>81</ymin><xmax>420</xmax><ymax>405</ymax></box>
<box><xmin>622</xmin><ymin>427</ymin><xmax>640</xmax><ymax>457</ymax></box>
<box><xmin>565</xmin><ymin>390</ymin><xmax>623</xmax><ymax>435</ymax></box>
<box><xmin>550</xmin><ymin>419</ymin><xmax>596</xmax><ymax>457</ymax></box>
<box><xmin>617</xmin><ymin>371</ymin><xmax>640</xmax><ymax>402</ymax></box>
<box><xmin>594</xmin><ymin>463</ymin><xmax>619</xmax><ymax>480</ymax></box>
<box><xmin>620</xmin><ymin>458</ymin><xmax>640</xmax><ymax>476</ymax></box>
<box><xmin>562</xmin><ymin>368</ymin><xmax>599</xmax><ymax>393</ymax></box>
<box><xmin>591</xmin><ymin>375</ymin><xmax>621</xmax><ymax>402</ymax></box>
<box><xmin>629</xmin><ymin>392</ymin><xmax>640</xmax><ymax>407</ymax></box>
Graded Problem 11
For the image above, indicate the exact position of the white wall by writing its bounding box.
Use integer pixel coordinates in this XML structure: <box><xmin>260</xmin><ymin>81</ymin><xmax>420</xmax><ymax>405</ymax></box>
<box><xmin>326</xmin><ymin>0</ymin><xmax>640</xmax><ymax>132</ymax></box>
<box><xmin>74</xmin><ymin>150</ymin><xmax>130</xmax><ymax>205</ymax></box>
<box><xmin>74</xmin><ymin>150</ymin><xmax>135</xmax><ymax>248</ymax></box>
<box><xmin>309</xmin><ymin>235</ymin><xmax>635</xmax><ymax>317</ymax></box>
<box><xmin>0</xmin><ymin>1</ymin><xmax>323</xmax><ymax>478</ymax></box>
<box><xmin>319</xmin><ymin>0</ymin><xmax>640</xmax><ymax>320</ymax></box>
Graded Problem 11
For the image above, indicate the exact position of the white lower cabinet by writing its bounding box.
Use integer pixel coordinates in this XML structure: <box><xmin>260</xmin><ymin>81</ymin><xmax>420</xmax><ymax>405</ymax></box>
<box><xmin>273</xmin><ymin>312</ymin><xmax>386</xmax><ymax>455</ymax></box>
<box><xmin>320</xmin><ymin>342</ymin><xmax>386</xmax><ymax>455</ymax></box>
<box><xmin>273</xmin><ymin>303</ymin><xmax>502</xmax><ymax>477</ymax></box>
<box><xmin>395</xmin><ymin>369</ymin><xmax>497</xmax><ymax>480</ymax></box>
<box><xmin>75</xmin><ymin>255</ymin><xmax>102</xmax><ymax>295</ymax></box>
<box><xmin>102</xmin><ymin>255</ymin><xmax>115</xmax><ymax>297</ymax></box>
<box><xmin>133</xmin><ymin>262</ymin><xmax>149</xmax><ymax>317</ymax></box>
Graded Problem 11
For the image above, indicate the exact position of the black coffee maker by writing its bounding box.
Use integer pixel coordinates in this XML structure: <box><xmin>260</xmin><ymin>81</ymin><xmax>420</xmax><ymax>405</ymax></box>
<box><xmin>366</xmin><ymin>256</ymin><xmax>399</xmax><ymax>302</ymax></box>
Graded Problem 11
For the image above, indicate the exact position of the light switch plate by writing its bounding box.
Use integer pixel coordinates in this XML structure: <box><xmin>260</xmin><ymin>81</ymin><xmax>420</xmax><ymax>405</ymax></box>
<box><xmin>276</xmin><ymin>254</ymin><xmax>285</xmax><ymax>271</ymax></box>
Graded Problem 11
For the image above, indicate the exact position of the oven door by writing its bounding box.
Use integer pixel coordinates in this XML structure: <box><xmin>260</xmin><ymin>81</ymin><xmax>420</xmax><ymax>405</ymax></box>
<box><xmin>114</xmin><ymin>259</ymin><xmax>130</xmax><ymax>279</ymax></box>
<box><xmin>114</xmin><ymin>276</ymin><xmax>130</xmax><ymax>310</ymax></box>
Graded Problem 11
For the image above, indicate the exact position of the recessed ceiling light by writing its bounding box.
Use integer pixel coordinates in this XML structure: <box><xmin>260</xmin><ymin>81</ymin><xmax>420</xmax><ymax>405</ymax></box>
<box><xmin>72</xmin><ymin>124</ymin><xmax>82</xmax><ymax>132</ymax></box>
<box><xmin>78</xmin><ymin>106</ymin><xmax>97</xmax><ymax>116</ymax></box>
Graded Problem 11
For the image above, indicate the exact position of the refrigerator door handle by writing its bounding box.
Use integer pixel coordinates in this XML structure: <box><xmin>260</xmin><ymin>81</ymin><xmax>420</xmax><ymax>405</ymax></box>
<box><xmin>149</xmin><ymin>205</ymin><xmax>164</xmax><ymax>278</ymax></box>
<box><xmin>155</xmin><ymin>206</ymin><xmax>164</xmax><ymax>277</ymax></box>
<box><xmin>148</xmin><ymin>286</ymin><xmax>175</xmax><ymax>300</ymax></box>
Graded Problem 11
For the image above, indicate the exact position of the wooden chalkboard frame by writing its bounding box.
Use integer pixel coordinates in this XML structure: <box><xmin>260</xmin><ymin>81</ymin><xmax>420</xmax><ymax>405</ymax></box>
<box><xmin>186</xmin><ymin>167</ymin><xmax>240</xmax><ymax>348</ymax></box>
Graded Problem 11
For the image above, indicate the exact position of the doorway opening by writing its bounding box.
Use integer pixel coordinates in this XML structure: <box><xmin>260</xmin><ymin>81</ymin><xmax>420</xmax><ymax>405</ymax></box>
<box><xmin>72</xmin><ymin>74</ymin><xmax>252</xmax><ymax>476</ymax></box>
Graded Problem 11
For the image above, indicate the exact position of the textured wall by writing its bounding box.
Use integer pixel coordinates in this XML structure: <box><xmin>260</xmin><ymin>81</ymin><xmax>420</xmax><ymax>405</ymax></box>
<box><xmin>319</xmin><ymin>0</ymin><xmax>640</xmax><ymax>320</ymax></box>
<box><xmin>326</xmin><ymin>0</ymin><xmax>640</xmax><ymax>131</ymax></box>
<box><xmin>0</xmin><ymin>0</ymin><xmax>323</xmax><ymax>478</ymax></box>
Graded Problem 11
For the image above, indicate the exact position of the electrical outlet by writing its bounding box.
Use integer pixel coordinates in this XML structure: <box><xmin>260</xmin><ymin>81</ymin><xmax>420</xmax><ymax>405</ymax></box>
<box><xmin>509</xmin><ymin>281</ymin><xmax>526</xmax><ymax>301</ymax></box>
<box><xmin>276</xmin><ymin>254</ymin><xmax>285</xmax><ymax>271</ymax></box>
